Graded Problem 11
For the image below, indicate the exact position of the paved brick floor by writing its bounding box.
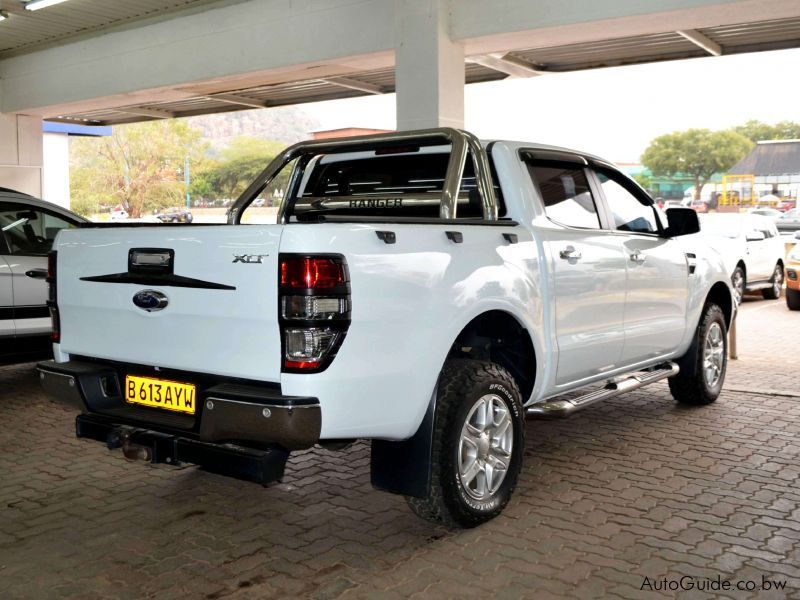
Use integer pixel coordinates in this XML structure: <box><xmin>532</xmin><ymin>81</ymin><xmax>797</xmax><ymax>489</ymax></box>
<box><xmin>1</xmin><ymin>298</ymin><xmax>798</xmax><ymax>599</ymax></box>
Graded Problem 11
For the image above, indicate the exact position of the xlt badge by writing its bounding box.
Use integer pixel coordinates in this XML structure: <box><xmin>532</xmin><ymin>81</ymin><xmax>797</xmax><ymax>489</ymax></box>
<box><xmin>232</xmin><ymin>254</ymin><xmax>268</xmax><ymax>264</ymax></box>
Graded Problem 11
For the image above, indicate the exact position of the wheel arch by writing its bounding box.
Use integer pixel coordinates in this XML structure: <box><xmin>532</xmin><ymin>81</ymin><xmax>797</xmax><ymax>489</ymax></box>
<box><xmin>445</xmin><ymin>309</ymin><xmax>537</xmax><ymax>401</ymax></box>
<box><xmin>705</xmin><ymin>281</ymin><xmax>734</xmax><ymax>329</ymax></box>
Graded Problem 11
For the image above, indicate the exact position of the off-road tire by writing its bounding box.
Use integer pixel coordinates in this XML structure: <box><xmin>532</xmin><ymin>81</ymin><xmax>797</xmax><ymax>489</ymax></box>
<box><xmin>669</xmin><ymin>303</ymin><xmax>727</xmax><ymax>405</ymax></box>
<box><xmin>787</xmin><ymin>287</ymin><xmax>800</xmax><ymax>311</ymax></box>
<box><xmin>406</xmin><ymin>359</ymin><xmax>524</xmax><ymax>528</ymax></box>
<box><xmin>761</xmin><ymin>263</ymin><xmax>783</xmax><ymax>300</ymax></box>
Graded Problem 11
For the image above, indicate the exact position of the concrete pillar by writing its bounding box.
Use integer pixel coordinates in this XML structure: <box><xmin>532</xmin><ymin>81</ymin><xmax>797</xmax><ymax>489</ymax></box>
<box><xmin>395</xmin><ymin>0</ymin><xmax>464</xmax><ymax>130</ymax></box>
<box><xmin>0</xmin><ymin>113</ymin><xmax>43</xmax><ymax>196</ymax></box>
<box><xmin>43</xmin><ymin>132</ymin><xmax>71</xmax><ymax>208</ymax></box>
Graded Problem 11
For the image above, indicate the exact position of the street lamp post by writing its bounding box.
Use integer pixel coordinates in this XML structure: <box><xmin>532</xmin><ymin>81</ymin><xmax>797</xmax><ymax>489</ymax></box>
<box><xmin>184</xmin><ymin>155</ymin><xmax>191</xmax><ymax>209</ymax></box>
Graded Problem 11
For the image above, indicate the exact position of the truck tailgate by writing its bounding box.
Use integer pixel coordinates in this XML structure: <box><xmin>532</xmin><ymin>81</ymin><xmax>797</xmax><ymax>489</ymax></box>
<box><xmin>56</xmin><ymin>225</ymin><xmax>283</xmax><ymax>381</ymax></box>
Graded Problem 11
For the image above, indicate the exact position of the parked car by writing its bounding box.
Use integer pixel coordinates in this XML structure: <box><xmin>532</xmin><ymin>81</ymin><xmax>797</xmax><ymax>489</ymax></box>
<box><xmin>698</xmin><ymin>213</ymin><xmax>786</xmax><ymax>304</ymax></box>
<box><xmin>748</xmin><ymin>207</ymin><xmax>783</xmax><ymax>222</ymax></box>
<box><xmin>155</xmin><ymin>207</ymin><xmax>193</xmax><ymax>223</ymax></box>
<box><xmin>777</xmin><ymin>208</ymin><xmax>800</xmax><ymax>233</ymax></box>
<box><xmin>39</xmin><ymin>129</ymin><xmax>734</xmax><ymax>527</ymax></box>
<box><xmin>786</xmin><ymin>233</ymin><xmax>800</xmax><ymax>310</ymax></box>
<box><xmin>777</xmin><ymin>198</ymin><xmax>797</xmax><ymax>212</ymax></box>
<box><xmin>0</xmin><ymin>188</ymin><xmax>86</xmax><ymax>363</ymax></box>
<box><xmin>109</xmin><ymin>206</ymin><xmax>129</xmax><ymax>220</ymax></box>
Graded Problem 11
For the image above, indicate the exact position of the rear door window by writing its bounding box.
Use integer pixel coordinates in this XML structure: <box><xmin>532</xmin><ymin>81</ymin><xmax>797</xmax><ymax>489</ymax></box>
<box><xmin>525</xmin><ymin>162</ymin><xmax>601</xmax><ymax>229</ymax></box>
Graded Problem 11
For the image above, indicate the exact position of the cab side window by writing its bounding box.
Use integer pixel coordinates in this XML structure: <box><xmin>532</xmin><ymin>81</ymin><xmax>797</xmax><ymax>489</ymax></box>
<box><xmin>0</xmin><ymin>205</ymin><xmax>75</xmax><ymax>255</ymax></box>
<box><xmin>596</xmin><ymin>170</ymin><xmax>659</xmax><ymax>234</ymax></box>
<box><xmin>526</xmin><ymin>162</ymin><xmax>601</xmax><ymax>229</ymax></box>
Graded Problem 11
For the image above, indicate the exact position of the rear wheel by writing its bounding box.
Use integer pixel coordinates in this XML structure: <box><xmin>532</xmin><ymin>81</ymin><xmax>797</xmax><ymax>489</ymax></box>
<box><xmin>762</xmin><ymin>263</ymin><xmax>783</xmax><ymax>300</ymax></box>
<box><xmin>731</xmin><ymin>267</ymin><xmax>745</xmax><ymax>305</ymax></box>
<box><xmin>406</xmin><ymin>359</ymin><xmax>524</xmax><ymax>528</ymax></box>
<box><xmin>669</xmin><ymin>303</ymin><xmax>727</xmax><ymax>405</ymax></box>
<box><xmin>787</xmin><ymin>288</ymin><xmax>800</xmax><ymax>311</ymax></box>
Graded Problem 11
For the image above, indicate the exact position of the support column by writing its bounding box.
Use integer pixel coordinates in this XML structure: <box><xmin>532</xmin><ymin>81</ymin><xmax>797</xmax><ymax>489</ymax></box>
<box><xmin>0</xmin><ymin>113</ymin><xmax>43</xmax><ymax>197</ymax></box>
<box><xmin>395</xmin><ymin>0</ymin><xmax>464</xmax><ymax>131</ymax></box>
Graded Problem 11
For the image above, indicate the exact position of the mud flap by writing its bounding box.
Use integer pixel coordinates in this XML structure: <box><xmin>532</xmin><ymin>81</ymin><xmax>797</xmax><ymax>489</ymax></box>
<box><xmin>370</xmin><ymin>391</ymin><xmax>435</xmax><ymax>498</ymax></box>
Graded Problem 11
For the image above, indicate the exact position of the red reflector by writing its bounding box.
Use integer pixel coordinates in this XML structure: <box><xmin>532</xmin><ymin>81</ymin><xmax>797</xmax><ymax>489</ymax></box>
<box><xmin>280</xmin><ymin>257</ymin><xmax>345</xmax><ymax>289</ymax></box>
<box><xmin>47</xmin><ymin>251</ymin><xmax>57</xmax><ymax>280</ymax></box>
<box><xmin>284</xmin><ymin>359</ymin><xmax>321</xmax><ymax>370</ymax></box>
<box><xmin>49</xmin><ymin>306</ymin><xmax>60</xmax><ymax>342</ymax></box>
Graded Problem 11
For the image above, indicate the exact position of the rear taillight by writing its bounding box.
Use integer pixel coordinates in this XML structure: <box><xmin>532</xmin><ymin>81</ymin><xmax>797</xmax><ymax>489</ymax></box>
<box><xmin>46</xmin><ymin>251</ymin><xmax>60</xmax><ymax>343</ymax></box>
<box><xmin>280</xmin><ymin>256</ymin><xmax>346</xmax><ymax>289</ymax></box>
<box><xmin>279</xmin><ymin>255</ymin><xmax>350</xmax><ymax>372</ymax></box>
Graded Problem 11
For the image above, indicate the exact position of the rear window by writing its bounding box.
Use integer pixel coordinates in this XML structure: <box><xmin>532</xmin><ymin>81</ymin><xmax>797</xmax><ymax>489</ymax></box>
<box><xmin>526</xmin><ymin>162</ymin><xmax>601</xmax><ymax>230</ymax></box>
<box><xmin>292</xmin><ymin>151</ymin><xmax>504</xmax><ymax>220</ymax></box>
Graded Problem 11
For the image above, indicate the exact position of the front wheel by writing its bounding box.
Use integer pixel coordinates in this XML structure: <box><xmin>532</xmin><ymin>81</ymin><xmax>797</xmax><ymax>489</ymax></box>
<box><xmin>669</xmin><ymin>303</ymin><xmax>727</xmax><ymax>405</ymax></box>
<box><xmin>406</xmin><ymin>359</ymin><xmax>525</xmax><ymax>528</ymax></box>
<box><xmin>761</xmin><ymin>263</ymin><xmax>783</xmax><ymax>300</ymax></box>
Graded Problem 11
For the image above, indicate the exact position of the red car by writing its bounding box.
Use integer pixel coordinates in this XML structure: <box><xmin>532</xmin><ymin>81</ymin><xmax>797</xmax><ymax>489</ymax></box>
<box><xmin>777</xmin><ymin>198</ymin><xmax>796</xmax><ymax>212</ymax></box>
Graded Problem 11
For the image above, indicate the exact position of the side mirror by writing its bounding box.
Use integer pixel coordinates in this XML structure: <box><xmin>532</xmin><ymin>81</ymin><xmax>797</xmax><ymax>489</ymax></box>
<box><xmin>665</xmin><ymin>207</ymin><xmax>700</xmax><ymax>237</ymax></box>
<box><xmin>745</xmin><ymin>230</ymin><xmax>766</xmax><ymax>242</ymax></box>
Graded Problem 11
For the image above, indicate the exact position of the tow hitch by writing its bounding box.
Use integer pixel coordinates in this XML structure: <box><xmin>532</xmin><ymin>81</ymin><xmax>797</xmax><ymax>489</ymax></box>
<box><xmin>77</xmin><ymin>414</ymin><xmax>290</xmax><ymax>485</ymax></box>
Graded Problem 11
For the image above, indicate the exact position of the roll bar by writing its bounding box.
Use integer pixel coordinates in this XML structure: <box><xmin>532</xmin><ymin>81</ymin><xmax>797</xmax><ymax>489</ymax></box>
<box><xmin>227</xmin><ymin>128</ymin><xmax>498</xmax><ymax>224</ymax></box>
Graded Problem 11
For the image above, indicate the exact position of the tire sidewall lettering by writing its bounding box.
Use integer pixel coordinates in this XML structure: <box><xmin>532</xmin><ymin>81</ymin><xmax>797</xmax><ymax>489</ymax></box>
<box><xmin>451</xmin><ymin>378</ymin><xmax>523</xmax><ymax>516</ymax></box>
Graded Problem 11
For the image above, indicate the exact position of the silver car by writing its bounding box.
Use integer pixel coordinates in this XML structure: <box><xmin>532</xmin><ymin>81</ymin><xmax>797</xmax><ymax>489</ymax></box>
<box><xmin>0</xmin><ymin>188</ymin><xmax>85</xmax><ymax>362</ymax></box>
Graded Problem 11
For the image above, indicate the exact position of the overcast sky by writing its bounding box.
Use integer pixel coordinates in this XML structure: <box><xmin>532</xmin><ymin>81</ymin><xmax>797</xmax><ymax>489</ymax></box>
<box><xmin>303</xmin><ymin>47</ymin><xmax>800</xmax><ymax>164</ymax></box>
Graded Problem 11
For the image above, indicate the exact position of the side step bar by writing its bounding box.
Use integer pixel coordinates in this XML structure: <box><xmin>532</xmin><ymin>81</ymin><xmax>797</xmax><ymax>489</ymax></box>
<box><xmin>527</xmin><ymin>362</ymin><xmax>679</xmax><ymax>419</ymax></box>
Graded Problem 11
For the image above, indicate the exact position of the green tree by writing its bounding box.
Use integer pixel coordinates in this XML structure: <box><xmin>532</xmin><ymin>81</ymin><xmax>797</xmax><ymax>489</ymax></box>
<box><xmin>198</xmin><ymin>137</ymin><xmax>287</xmax><ymax>202</ymax></box>
<box><xmin>70</xmin><ymin>120</ymin><xmax>208</xmax><ymax>218</ymax></box>
<box><xmin>641</xmin><ymin>129</ymin><xmax>753</xmax><ymax>200</ymax></box>
<box><xmin>632</xmin><ymin>172</ymin><xmax>652</xmax><ymax>193</ymax></box>
<box><xmin>733</xmin><ymin>119</ymin><xmax>800</xmax><ymax>143</ymax></box>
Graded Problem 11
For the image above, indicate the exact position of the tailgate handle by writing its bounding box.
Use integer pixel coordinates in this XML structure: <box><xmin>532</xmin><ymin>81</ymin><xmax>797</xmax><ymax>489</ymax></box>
<box><xmin>129</xmin><ymin>249</ymin><xmax>174</xmax><ymax>274</ymax></box>
<box><xmin>375</xmin><ymin>231</ymin><xmax>396</xmax><ymax>245</ymax></box>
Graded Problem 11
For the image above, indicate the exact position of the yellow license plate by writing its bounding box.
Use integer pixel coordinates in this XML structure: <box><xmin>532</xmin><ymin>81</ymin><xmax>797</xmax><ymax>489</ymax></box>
<box><xmin>125</xmin><ymin>375</ymin><xmax>197</xmax><ymax>414</ymax></box>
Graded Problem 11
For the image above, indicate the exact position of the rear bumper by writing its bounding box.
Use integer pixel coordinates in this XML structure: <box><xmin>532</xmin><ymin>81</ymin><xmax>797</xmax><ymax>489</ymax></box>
<box><xmin>37</xmin><ymin>359</ymin><xmax>321</xmax><ymax>451</ymax></box>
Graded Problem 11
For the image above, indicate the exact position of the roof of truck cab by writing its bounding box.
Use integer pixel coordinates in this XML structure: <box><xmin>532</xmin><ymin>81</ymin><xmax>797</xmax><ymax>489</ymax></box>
<box><xmin>488</xmin><ymin>140</ymin><xmax>614</xmax><ymax>167</ymax></box>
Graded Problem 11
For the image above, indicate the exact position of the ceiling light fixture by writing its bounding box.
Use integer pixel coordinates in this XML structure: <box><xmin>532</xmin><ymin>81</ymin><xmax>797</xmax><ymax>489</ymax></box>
<box><xmin>24</xmin><ymin>0</ymin><xmax>70</xmax><ymax>11</ymax></box>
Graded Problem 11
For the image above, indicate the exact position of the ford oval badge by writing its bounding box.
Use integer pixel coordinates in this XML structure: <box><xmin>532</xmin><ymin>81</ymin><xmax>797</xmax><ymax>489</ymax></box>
<box><xmin>133</xmin><ymin>290</ymin><xmax>168</xmax><ymax>312</ymax></box>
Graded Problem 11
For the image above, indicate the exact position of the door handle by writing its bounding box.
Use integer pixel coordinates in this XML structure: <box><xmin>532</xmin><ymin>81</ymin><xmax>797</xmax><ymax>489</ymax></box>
<box><xmin>559</xmin><ymin>246</ymin><xmax>582</xmax><ymax>260</ymax></box>
<box><xmin>629</xmin><ymin>251</ymin><xmax>646</xmax><ymax>264</ymax></box>
<box><xmin>25</xmin><ymin>269</ymin><xmax>48</xmax><ymax>280</ymax></box>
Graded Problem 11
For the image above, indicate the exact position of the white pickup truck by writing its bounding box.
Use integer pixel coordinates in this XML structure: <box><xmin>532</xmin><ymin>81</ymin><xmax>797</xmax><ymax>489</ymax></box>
<box><xmin>39</xmin><ymin>129</ymin><xmax>734</xmax><ymax>527</ymax></box>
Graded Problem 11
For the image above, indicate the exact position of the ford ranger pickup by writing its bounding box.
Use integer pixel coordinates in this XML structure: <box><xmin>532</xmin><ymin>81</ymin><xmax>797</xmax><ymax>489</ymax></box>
<box><xmin>39</xmin><ymin>128</ymin><xmax>734</xmax><ymax>527</ymax></box>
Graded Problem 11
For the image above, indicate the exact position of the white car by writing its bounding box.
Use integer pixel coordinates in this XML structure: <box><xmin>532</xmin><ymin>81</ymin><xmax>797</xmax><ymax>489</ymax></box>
<box><xmin>699</xmin><ymin>213</ymin><xmax>785</xmax><ymax>304</ymax></box>
<box><xmin>0</xmin><ymin>188</ymin><xmax>85</xmax><ymax>363</ymax></box>
<box><xmin>39</xmin><ymin>129</ymin><xmax>734</xmax><ymax>527</ymax></box>
<box><xmin>748</xmin><ymin>207</ymin><xmax>783</xmax><ymax>222</ymax></box>
<box><xmin>109</xmin><ymin>208</ymin><xmax>129</xmax><ymax>220</ymax></box>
